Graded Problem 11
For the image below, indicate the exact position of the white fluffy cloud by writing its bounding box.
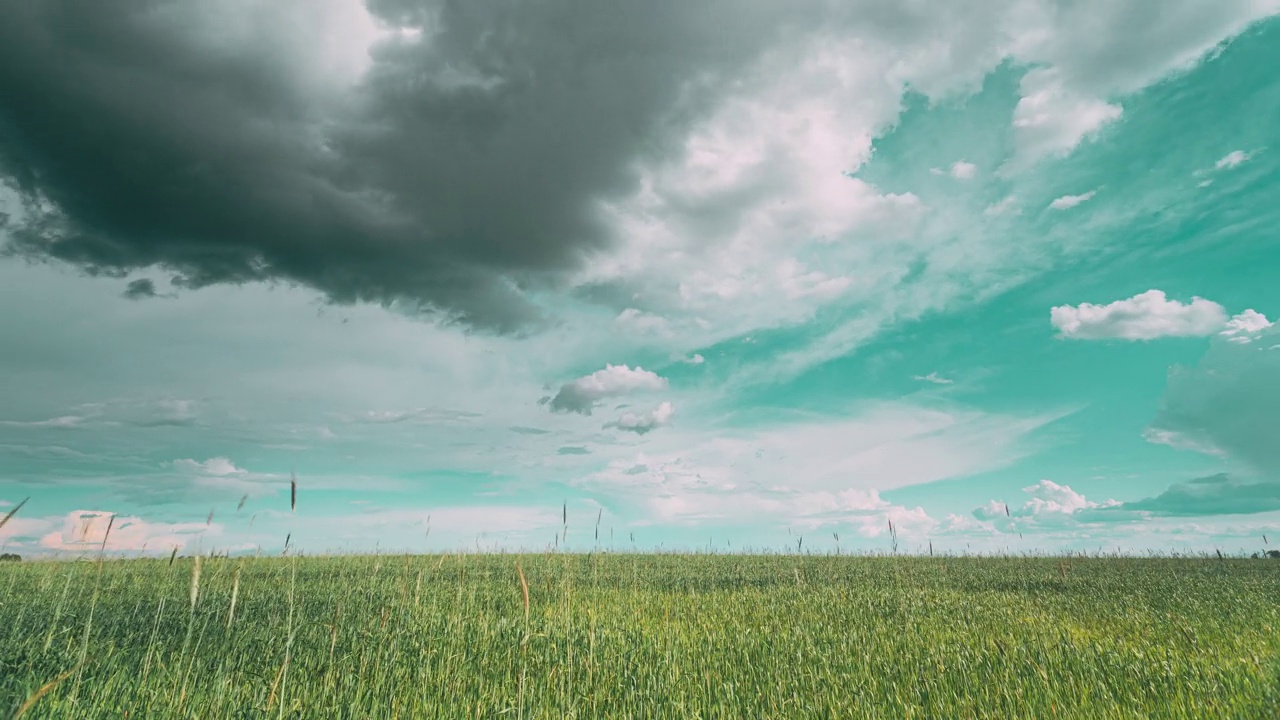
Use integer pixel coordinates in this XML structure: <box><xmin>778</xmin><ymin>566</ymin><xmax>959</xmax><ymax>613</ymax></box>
<box><xmin>1051</xmin><ymin>290</ymin><xmax>1229</xmax><ymax>340</ymax></box>
<box><xmin>1020</xmin><ymin>480</ymin><xmax>1114</xmax><ymax>515</ymax></box>
<box><xmin>1220</xmin><ymin>309</ymin><xmax>1274</xmax><ymax>342</ymax></box>
<box><xmin>1048</xmin><ymin>190</ymin><xmax>1098</xmax><ymax>210</ymax></box>
<box><xmin>35</xmin><ymin>510</ymin><xmax>217</xmax><ymax>553</ymax></box>
<box><xmin>606</xmin><ymin>401</ymin><xmax>675</xmax><ymax>435</ymax></box>
<box><xmin>973</xmin><ymin>480</ymin><xmax>1118</xmax><ymax>527</ymax></box>
<box><xmin>615</xmin><ymin>308</ymin><xmax>672</xmax><ymax>337</ymax></box>
<box><xmin>1008</xmin><ymin>69</ymin><xmax>1123</xmax><ymax>171</ymax></box>
<box><xmin>546</xmin><ymin>364</ymin><xmax>668</xmax><ymax>415</ymax></box>
<box><xmin>173</xmin><ymin>456</ymin><xmax>245</xmax><ymax>476</ymax></box>
<box><xmin>570</xmin><ymin>1</ymin><xmax>1278</xmax><ymax>382</ymax></box>
<box><xmin>933</xmin><ymin>160</ymin><xmax>978</xmax><ymax>179</ymax></box>
<box><xmin>1001</xmin><ymin>0</ymin><xmax>1277</xmax><ymax>170</ymax></box>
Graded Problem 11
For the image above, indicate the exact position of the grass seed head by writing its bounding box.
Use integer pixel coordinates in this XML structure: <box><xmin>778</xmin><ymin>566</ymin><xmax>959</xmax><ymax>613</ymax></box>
<box><xmin>190</xmin><ymin>555</ymin><xmax>202</xmax><ymax>610</ymax></box>
<box><xmin>0</xmin><ymin>496</ymin><xmax>30</xmax><ymax>532</ymax></box>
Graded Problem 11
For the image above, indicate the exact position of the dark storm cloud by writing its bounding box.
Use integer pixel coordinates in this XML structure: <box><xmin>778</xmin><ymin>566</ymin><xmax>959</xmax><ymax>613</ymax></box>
<box><xmin>123</xmin><ymin>278</ymin><xmax>158</xmax><ymax>300</ymax></box>
<box><xmin>1077</xmin><ymin>473</ymin><xmax>1280</xmax><ymax>520</ymax></box>
<box><xmin>1119</xmin><ymin>474</ymin><xmax>1280</xmax><ymax>517</ymax></box>
<box><xmin>0</xmin><ymin>0</ymin><xmax>815</xmax><ymax>331</ymax></box>
<box><xmin>1145</xmin><ymin>329</ymin><xmax>1280</xmax><ymax>479</ymax></box>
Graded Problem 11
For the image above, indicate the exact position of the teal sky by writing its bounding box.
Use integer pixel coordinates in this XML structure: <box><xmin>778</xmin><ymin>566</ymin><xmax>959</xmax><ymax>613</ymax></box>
<box><xmin>3</xmin><ymin>2</ymin><xmax>1280</xmax><ymax>556</ymax></box>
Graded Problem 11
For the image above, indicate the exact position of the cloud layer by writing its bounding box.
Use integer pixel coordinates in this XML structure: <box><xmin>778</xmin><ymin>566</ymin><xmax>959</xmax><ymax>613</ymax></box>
<box><xmin>3</xmin><ymin>0</ymin><xmax>1275</xmax><ymax>335</ymax></box>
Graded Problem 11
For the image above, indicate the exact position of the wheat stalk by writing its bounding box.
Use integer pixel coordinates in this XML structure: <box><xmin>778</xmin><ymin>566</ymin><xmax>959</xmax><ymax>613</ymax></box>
<box><xmin>226</xmin><ymin>565</ymin><xmax>241</xmax><ymax>629</ymax></box>
<box><xmin>516</xmin><ymin>562</ymin><xmax>530</xmax><ymax>624</ymax></box>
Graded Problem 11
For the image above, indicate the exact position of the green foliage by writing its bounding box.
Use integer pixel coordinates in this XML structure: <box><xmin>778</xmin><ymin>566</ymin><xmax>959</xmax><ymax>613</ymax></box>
<box><xmin>2</xmin><ymin>554</ymin><xmax>1279</xmax><ymax>718</ymax></box>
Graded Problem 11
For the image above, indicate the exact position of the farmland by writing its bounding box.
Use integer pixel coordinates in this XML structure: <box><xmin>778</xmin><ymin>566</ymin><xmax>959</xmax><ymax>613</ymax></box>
<box><xmin>2</xmin><ymin>554</ymin><xmax>1279</xmax><ymax>718</ymax></box>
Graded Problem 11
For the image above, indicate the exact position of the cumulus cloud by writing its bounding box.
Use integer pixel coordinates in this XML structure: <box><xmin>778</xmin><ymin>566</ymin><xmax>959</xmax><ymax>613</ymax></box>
<box><xmin>1020</xmin><ymin>479</ymin><xmax>1117</xmax><ymax>514</ymax></box>
<box><xmin>933</xmin><ymin>161</ymin><xmax>977</xmax><ymax>179</ymax></box>
<box><xmin>1048</xmin><ymin>190</ymin><xmax>1098</xmax><ymax>210</ymax></box>
<box><xmin>546</xmin><ymin>364</ymin><xmax>667</xmax><ymax>415</ymax></box>
<box><xmin>606</xmin><ymin>401</ymin><xmax>675</xmax><ymax>435</ymax></box>
<box><xmin>615</xmin><ymin>309</ymin><xmax>671</xmax><ymax>337</ymax></box>
<box><xmin>35</xmin><ymin>510</ymin><xmax>216</xmax><ymax>553</ymax></box>
<box><xmin>672</xmin><ymin>353</ymin><xmax>706</xmax><ymax>365</ymax></box>
<box><xmin>167</xmin><ymin>456</ymin><xmax>285</xmax><ymax>503</ymax></box>
<box><xmin>973</xmin><ymin>480</ymin><xmax>1118</xmax><ymax>528</ymax></box>
<box><xmin>1001</xmin><ymin>1</ymin><xmax>1276</xmax><ymax>170</ymax></box>
<box><xmin>1220</xmin><ymin>309</ymin><xmax>1273</xmax><ymax>342</ymax></box>
<box><xmin>1050</xmin><ymin>290</ymin><xmax>1229</xmax><ymax>340</ymax></box>
<box><xmin>0</xmin><ymin>0</ymin><xmax>807</xmax><ymax>331</ymax></box>
<box><xmin>173</xmin><ymin>457</ymin><xmax>245</xmax><ymax>476</ymax></box>
<box><xmin>1008</xmin><ymin>69</ymin><xmax>1122</xmax><ymax>170</ymax></box>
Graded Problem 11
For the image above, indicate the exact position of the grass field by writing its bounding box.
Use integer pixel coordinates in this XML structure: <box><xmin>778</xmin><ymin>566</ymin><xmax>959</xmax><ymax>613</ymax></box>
<box><xmin>2</xmin><ymin>553</ymin><xmax>1279</xmax><ymax>718</ymax></box>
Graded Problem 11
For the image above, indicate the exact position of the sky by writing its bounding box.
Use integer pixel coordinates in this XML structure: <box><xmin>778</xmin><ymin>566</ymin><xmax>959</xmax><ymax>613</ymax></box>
<box><xmin>2</xmin><ymin>0</ymin><xmax>1280</xmax><ymax>558</ymax></box>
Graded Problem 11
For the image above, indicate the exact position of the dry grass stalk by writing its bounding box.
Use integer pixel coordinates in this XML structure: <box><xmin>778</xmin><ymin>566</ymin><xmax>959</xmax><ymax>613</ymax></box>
<box><xmin>99</xmin><ymin>515</ymin><xmax>115</xmax><ymax>554</ymax></box>
<box><xmin>190</xmin><ymin>555</ymin><xmax>202</xmax><ymax>611</ymax></box>
<box><xmin>266</xmin><ymin>656</ymin><xmax>289</xmax><ymax>712</ymax></box>
<box><xmin>227</xmin><ymin>566</ymin><xmax>242</xmax><ymax>629</ymax></box>
<box><xmin>0</xmin><ymin>496</ymin><xmax>29</xmax><ymax>532</ymax></box>
<box><xmin>13</xmin><ymin>660</ymin><xmax>87</xmax><ymax>719</ymax></box>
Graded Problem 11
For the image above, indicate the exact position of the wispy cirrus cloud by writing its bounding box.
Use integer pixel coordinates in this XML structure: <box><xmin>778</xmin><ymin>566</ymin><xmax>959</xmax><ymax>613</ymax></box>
<box><xmin>1048</xmin><ymin>190</ymin><xmax>1098</xmax><ymax>210</ymax></box>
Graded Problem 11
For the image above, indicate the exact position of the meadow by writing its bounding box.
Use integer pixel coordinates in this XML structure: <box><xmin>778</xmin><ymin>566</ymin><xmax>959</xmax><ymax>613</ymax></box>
<box><xmin>2</xmin><ymin>553</ymin><xmax>1279</xmax><ymax>718</ymax></box>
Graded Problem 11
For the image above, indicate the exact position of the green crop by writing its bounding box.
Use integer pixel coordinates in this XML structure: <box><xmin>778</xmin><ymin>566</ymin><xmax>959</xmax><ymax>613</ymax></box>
<box><xmin>2</xmin><ymin>554</ymin><xmax>1278</xmax><ymax>718</ymax></box>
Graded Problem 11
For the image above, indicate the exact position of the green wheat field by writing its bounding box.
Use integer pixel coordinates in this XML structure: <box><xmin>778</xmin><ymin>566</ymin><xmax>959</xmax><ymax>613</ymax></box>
<box><xmin>2</xmin><ymin>553</ymin><xmax>1279</xmax><ymax>718</ymax></box>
